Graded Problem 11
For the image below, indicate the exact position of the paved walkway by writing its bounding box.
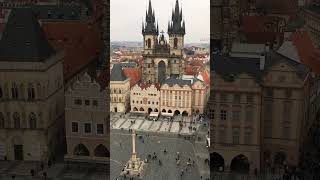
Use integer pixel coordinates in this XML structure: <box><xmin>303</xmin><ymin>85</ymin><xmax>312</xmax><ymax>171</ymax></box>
<box><xmin>111</xmin><ymin>113</ymin><xmax>201</xmax><ymax>135</ymax></box>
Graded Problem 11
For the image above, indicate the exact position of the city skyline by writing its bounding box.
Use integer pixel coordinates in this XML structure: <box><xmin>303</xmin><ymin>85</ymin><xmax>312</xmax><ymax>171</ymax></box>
<box><xmin>110</xmin><ymin>0</ymin><xmax>210</xmax><ymax>43</ymax></box>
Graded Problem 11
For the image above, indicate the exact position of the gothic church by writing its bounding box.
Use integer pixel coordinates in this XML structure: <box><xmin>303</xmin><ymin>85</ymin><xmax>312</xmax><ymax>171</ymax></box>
<box><xmin>142</xmin><ymin>0</ymin><xmax>185</xmax><ymax>84</ymax></box>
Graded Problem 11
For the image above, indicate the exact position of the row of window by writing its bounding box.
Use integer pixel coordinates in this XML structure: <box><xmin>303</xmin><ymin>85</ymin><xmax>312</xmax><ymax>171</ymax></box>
<box><xmin>0</xmin><ymin>112</ymin><xmax>37</xmax><ymax>129</ymax></box>
<box><xmin>132</xmin><ymin>100</ymin><xmax>159</xmax><ymax>105</ymax></box>
<box><xmin>213</xmin><ymin>93</ymin><xmax>254</xmax><ymax>104</ymax></box>
<box><xmin>74</xmin><ymin>99</ymin><xmax>98</xmax><ymax>106</ymax></box>
<box><xmin>71</xmin><ymin>122</ymin><xmax>105</xmax><ymax>134</ymax></box>
<box><xmin>208</xmin><ymin>108</ymin><xmax>253</xmax><ymax>122</ymax></box>
<box><xmin>0</xmin><ymin>84</ymin><xmax>37</xmax><ymax>100</ymax></box>
<box><xmin>211</xmin><ymin>128</ymin><xmax>253</xmax><ymax>144</ymax></box>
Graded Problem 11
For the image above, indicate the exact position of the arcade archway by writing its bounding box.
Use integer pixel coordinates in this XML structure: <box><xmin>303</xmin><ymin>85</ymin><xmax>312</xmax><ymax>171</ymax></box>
<box><xmin>74</xmin><ymin>144</ymin><xmax>90</xmax><ymax>156</ymax></box>
<box><xmin>174</xmin><ymin>110</ymin><xmax>180</xmax><ymax>115</ymax></box>
<box><xmin>182</xmin><ymin>111</ymin><xmax>188</xmax><ymax>116</ymax></box>
<box><xmin>230</xmin><ymin>154</ymin><xmax>250</xmax><ymax>174</ymax></box>
<box><xmin>210</xmin><ymin>152</ymin><xmax>225</xmax><ymax>172</ymax></box>
<box><xmin>158</xmin><ymin>61</ymin><xmax>166</xmax><ymax>84</ymax></box>
<box><xmin>94</xmin><ymin>144</ymin><xmax>110</xmax><ymax>157</ymax></box>
<box><xmin>148</xmin><ymin>108</ymin><xmax>152</xmax><ymax>114</ymax></box>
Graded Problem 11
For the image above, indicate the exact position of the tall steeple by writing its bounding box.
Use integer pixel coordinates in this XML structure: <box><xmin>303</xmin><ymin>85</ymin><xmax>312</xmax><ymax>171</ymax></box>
<box><xmin>168</xmin><ymin>0</ymin><xmax>185</xmax><ymax>35</ymax></box>
<box><xmin>142</xmin><ymin>0</ymin><xmax>158</xmax><ymax>35</ymax></box>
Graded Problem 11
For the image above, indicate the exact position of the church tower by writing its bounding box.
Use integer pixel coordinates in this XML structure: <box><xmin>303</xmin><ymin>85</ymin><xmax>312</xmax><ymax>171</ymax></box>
<box><xmin>168</xmin><ymin>0</ymin><xmax>185</xmax><ymax>56</ymax></box>
<box><xmin>142</xmin><ymin>0</ymin><xmax>159</xmax><ymax>55</ymax></box>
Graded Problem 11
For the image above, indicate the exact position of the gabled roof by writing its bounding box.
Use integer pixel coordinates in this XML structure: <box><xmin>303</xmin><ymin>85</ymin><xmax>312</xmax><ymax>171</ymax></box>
<box><xmin>123</xmin><ymin>67</ymin><xmax>141</xmax><ymax>87</ymax></box>
<box><xmin>256</xmin><ymin>0</ymin><xmax>298</xmax><ymax>15</ymax></box>
<box><xmin>97</xmin><ymin>69</ymin><xmax>109</xmax><ymax>90</ymax></box>
<box><xmin>291</xmin><ymin>31</ymin><xmax>320</xmax><ymax>74</ymax></box>
<box><xmin>110</xmin><ymin>64</ymin><xmax>127</xmax><ymax>81</ymax></box>
<box><xmin>163</xmin><ymin>77</ymin><xmax>192</xmax><ymax>87</ymax></box>
<box><xmin>42</xmin><ymin>21</ymin><xmax>103</xmax><ymax>81</ymax></box>
<box><xmin>0</xmin><ymin>8</ymin><xmax>55</xmax><ymax>62</ymax></box>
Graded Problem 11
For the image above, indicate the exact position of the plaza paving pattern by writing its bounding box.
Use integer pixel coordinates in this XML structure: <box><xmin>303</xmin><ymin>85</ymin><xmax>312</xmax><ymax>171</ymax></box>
<box><xmin>110</xmin><ymin>130</ymin><xmax>203</xmax><ymax>180</ymax></box>
<box><xmin>110</xmin><ymin>113</ymin><xmax>201</xmax><ymax>135</ymax></box>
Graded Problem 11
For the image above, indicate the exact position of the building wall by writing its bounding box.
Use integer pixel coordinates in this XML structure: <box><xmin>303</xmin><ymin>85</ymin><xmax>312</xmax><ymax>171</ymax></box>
<box><xmin>208</xmin><ymin>60</ymin><xmax>309</xmax><ymax>171</ymax></box>
<box><xmin>65</xmin><ymin>73</ymin><xmax>109</xmax><ymax>162</ymax></box>
<box><xmin>130</xmin><ymin>84</ymin><xmax>160</xmax><ymax>114</ymax></box>
<box><xmin>208</xmin><ymin>73</ymin><xmax>261</xmax><ymax>172</ymax></box>
<box><xmin>0</xmin><ymin>54</ymin><xmax>64</xmax><ymax>161</ymax></box>
<box><xmin>110</xmin><ymin>80</ymin><xmax>130</xmax><ymax>113</ymax></box>
<box><xmin>303</xmin><ymin>8</ymin><xmax>320</xmax><ymax>48</ymax></box>
<box><xmin>160</xmin><ymin>84</ymin><xmax>193</xmax><ymax>116</ymax></box>
<box><xmin>261</xmin><ymin>63</ymin><xmax>307</xmax><ymax>166</ymax></box>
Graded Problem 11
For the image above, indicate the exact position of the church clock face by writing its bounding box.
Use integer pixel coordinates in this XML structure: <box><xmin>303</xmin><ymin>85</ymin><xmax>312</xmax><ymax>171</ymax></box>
<box><xmin>160</xmin><ymin>40</ymin><xmax>164</xmax><ymax>45</ymax></box>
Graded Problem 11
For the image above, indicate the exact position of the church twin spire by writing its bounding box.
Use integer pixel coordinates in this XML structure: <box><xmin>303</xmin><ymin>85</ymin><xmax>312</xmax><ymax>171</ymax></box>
<box><xmin>168</xmin><ymin>0</ymin><xmax>185</xmax><ymax>35</ymax></box>
<box><xmin>142</xmin><ymin>0</ymin><xmax>159</xmax><ymax>35</ymax></box>
<box><xmin>142</xmin><ymin>0</ymin><xmax>185</xmax><ymax>36</ymax></box>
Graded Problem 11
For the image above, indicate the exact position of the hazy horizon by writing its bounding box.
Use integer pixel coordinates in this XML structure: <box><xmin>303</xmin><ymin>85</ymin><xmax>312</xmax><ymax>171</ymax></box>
<box><xmin>111</xmin><ymin>0</ymin><xmax>210</xmax><ymax>44</ymax></box>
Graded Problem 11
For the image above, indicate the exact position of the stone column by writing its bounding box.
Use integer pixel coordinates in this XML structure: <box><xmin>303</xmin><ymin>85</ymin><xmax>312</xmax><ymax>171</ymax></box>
<box><xmin>131</xmin><ymin>130</ymin><xmax>137</xmax><ymax>161</ymax></box>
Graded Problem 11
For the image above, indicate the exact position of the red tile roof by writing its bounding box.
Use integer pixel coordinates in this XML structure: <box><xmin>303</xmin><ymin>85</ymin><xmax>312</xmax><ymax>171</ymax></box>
<box><xmin>256</xmin><ymin>0</ymin><xmax>298</xmax><ymax>15</ymax></box>
<box><xmin>241</xmin><ymin>15</ymin><xmax>284</xmax><ymax>44</ymax></box>
<box><xmin>123</xmin><ymin>67</ymin><xmax>141</xmax><ymax>87</ymax></box>
<box><xmin>42</xmin><ymin>21</ymin><xmax>103</xmax><ymax>81</ymax></box>
<box><xmin>138</xmin><ymin>82</ymin><xmax>161</xmax><ymax>91</ymax></box>
<box><xmin>200</xmin><ymin>70</ymin><xmax>210</xmax><ymax>85</ymax></box>
<box><xmin>185</xmin><ymin>65</ymin><xmax>196</xmax><ymax>75</ymax></box>
<box><xmin>291</xmin><ymin>31</ymin><xmax>320</xmax><ymax>74</ymax></box>
<box><xmin>97</xmin><ymin>69</ymin><xmax>109</xmax><ymax>90</ymax></box>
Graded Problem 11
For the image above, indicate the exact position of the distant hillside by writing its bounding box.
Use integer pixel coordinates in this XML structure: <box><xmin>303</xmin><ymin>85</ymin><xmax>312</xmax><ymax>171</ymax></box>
<box><xmin>111</xmin><ymin>41</ymin><xmax>209</xmax><ymax>48</ymax></box>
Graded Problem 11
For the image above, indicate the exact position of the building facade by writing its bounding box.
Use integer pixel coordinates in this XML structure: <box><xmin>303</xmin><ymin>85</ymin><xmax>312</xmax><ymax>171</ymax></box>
<box><xmin>141</xmin><ymin>0</ymin><xmax>185</xmax><ymax>84</ymax></box>
<box><xmin>208</xmin><ymin>44</ymin><xmax>309</xmax><ymax>173</ymax></box>
<box><xmin>160</xmin><ymin>78</ymin><xmax>209</xmax><ymax>116</ymax></box>
<box><xmin>0</xmin><ymin>8</ymin><xmax>65</xmax><ymax>161</ymax></box>
<box><xmin>303</xmin><ymin>5</ymin><xmax>320</xmax><ymax>48</ymax></box>
<box><xmin>130</xmin><ymin>83</ymin><xmax>160</xmax><ymax>114</ymax></box>
<box><xmin>65</xmin><ymin>73</ymin><xmax>109</xmax><ymax>163</ymax></box>
<box><xmin>110</xmin><ymin>64</ymin><xmax>130</xmax><ymax>113</ymax></box>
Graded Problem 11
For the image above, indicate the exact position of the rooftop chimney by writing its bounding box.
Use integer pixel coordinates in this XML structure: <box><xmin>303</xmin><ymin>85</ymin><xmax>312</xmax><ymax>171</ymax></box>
<box><xmin>260</xmin><ymin>53</ymin><xmax>265</xmax><ymax>70</ymax></box>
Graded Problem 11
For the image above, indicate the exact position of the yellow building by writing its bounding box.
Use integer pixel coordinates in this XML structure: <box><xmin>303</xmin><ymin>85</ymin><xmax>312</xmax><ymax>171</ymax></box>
<box><xmin>110</xmin><ymin>64</ymin><xmax>130</xmax><ymax>113</ymax></box>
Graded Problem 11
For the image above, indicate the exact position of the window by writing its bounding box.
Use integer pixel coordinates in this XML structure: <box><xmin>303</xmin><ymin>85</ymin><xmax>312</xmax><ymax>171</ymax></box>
<box><xmin>174</xmin><ymin>38</ymin><xmax>178</xmax><ymax>48</ymax></box>
<box><xmin>132</xmin><ymin>100</ymin><xmax>134</xmax><ymax>104</ymax></box>
<box><xmin>97</xmin><ymin>124</ymin><xmax>104</xmax><ymax>134</ymax></box>
<box><xmin>233</xmin><ymin>94</ymin><xmax>240</xmax><ymax>103</ymax></box>
<box><xmin>245</xmin><ymin>107</ymin><xmax>253</xmax><ymax>123</ymax></box>
<box><xmin>209</xmin><ymin>109</ymin><xmax>215</xmax><ymax>120</ymax></box>
<box><xmin>13</xmin><ymin>112</ymin><xmax>20</xmax><ymax>128</ymax></box>
<box><xmin>283</xmin><ymin>126</ymin><xmax>291</xmax><ymax>139</ymax></box>
<box><xmin>11</xmin><ymin>83</ymin><xmax>18</xmax><ymax>99</ymax></box>
<box><xmin>29</xmin><ymin>112</ymin><xmax>36</xmax><ymax>129</ymax></box>
<box><xmin>84</xmin><ymin>123</ymin><xmax>91</xmax><ymax>133</ymax></box>
<box><xmin>232</xmin><ymin>110</ymin><xmax>240</xmax><ymax>122</ymax></box>
<box><xmin>220</xmin><ymin>110</ymin><xmax>227</xmax><ymax>121</ymax></box>
<box><xmin>147</xmin><ymin>38</ymin><xmax>151</xmax><ymax>48</ymax></box>
<box><xmin>247</xmin><ymin>94</ymin><xmax>253</xmax><ymax>103</ymax></box>
<box><xmin>140</xmin><ymin>101</ymin><xmax>142</xmax><ymax>104</ymax></box>
<box><xmin>148</xmin><ymin>101</ymin><xmax>150</xmax><ymax>104</ymax></box>
<box><xmin>0</xmin><ymin>86</ymin><xmax>2</xmax><ymax>98</ymax></box>
<box><xmin>283</xmin><ymin>101</ymin><xmax>291</xmax><ymax>120</ymax></box>
<box><xmin>85</xmin><ymin>100</ymin><xmax>90</xmax><ymax>106</ymax></box>
<box><xmin>72</xmin><ymin>122</ymin><xmax>78</xmax><ymax>132</ymax></box>
<box><xmin>93</xmin><ymin>100</ymin><xmax>98</xmax><ymax>106</ymax></box>
<box><xmin>232</xmin><ymin>128</ymin><xmax>240</xmax><ymax>144</ymax></box>
<box><xmin>220</xmin><ymin>93</ymin><xmax>227</xmax><ymax>102</ymax></box>
<box><xmin>27</xmin><ymin>83</ymin><xmax>35</xmax><ymax>100</ymax></box>
<box><xmin>244</xmin><ymin>128</ymin><xmax>252</xmax><ymax>144</ymax></box>
<box><xmin>285</xmin><ymin>89</ymin><xmax>292</xmax><ymax>98</ymax></box>
<box><xmin>219</xmin><ymin>128</ymin><xmax>226</xmax><ymax>143</ymax></box>
<box><xmin>75</xmin><ymin>99</ymin><xmax>82</xmax><ymax>105</ymax></box>
<box><xmin>266</xmin><ymin>88</ymin><xmax>273</xmax><ymax>97</ymax></box>
<box><xmin>211</xmin><ymin>127</ymin><xmax>215</xmax><ymax>143</ymax></box>
<box><xmin>0</xmin><ymin>113</ymin><xmax>4</xmax><ymax>128</ymax></box>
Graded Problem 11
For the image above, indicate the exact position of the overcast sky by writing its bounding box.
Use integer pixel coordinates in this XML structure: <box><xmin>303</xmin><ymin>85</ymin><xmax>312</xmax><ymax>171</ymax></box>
<box><xmin>110</xmin><ymin>0</ymin><xmax>210</xmax><ymax>43</ymax></box>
